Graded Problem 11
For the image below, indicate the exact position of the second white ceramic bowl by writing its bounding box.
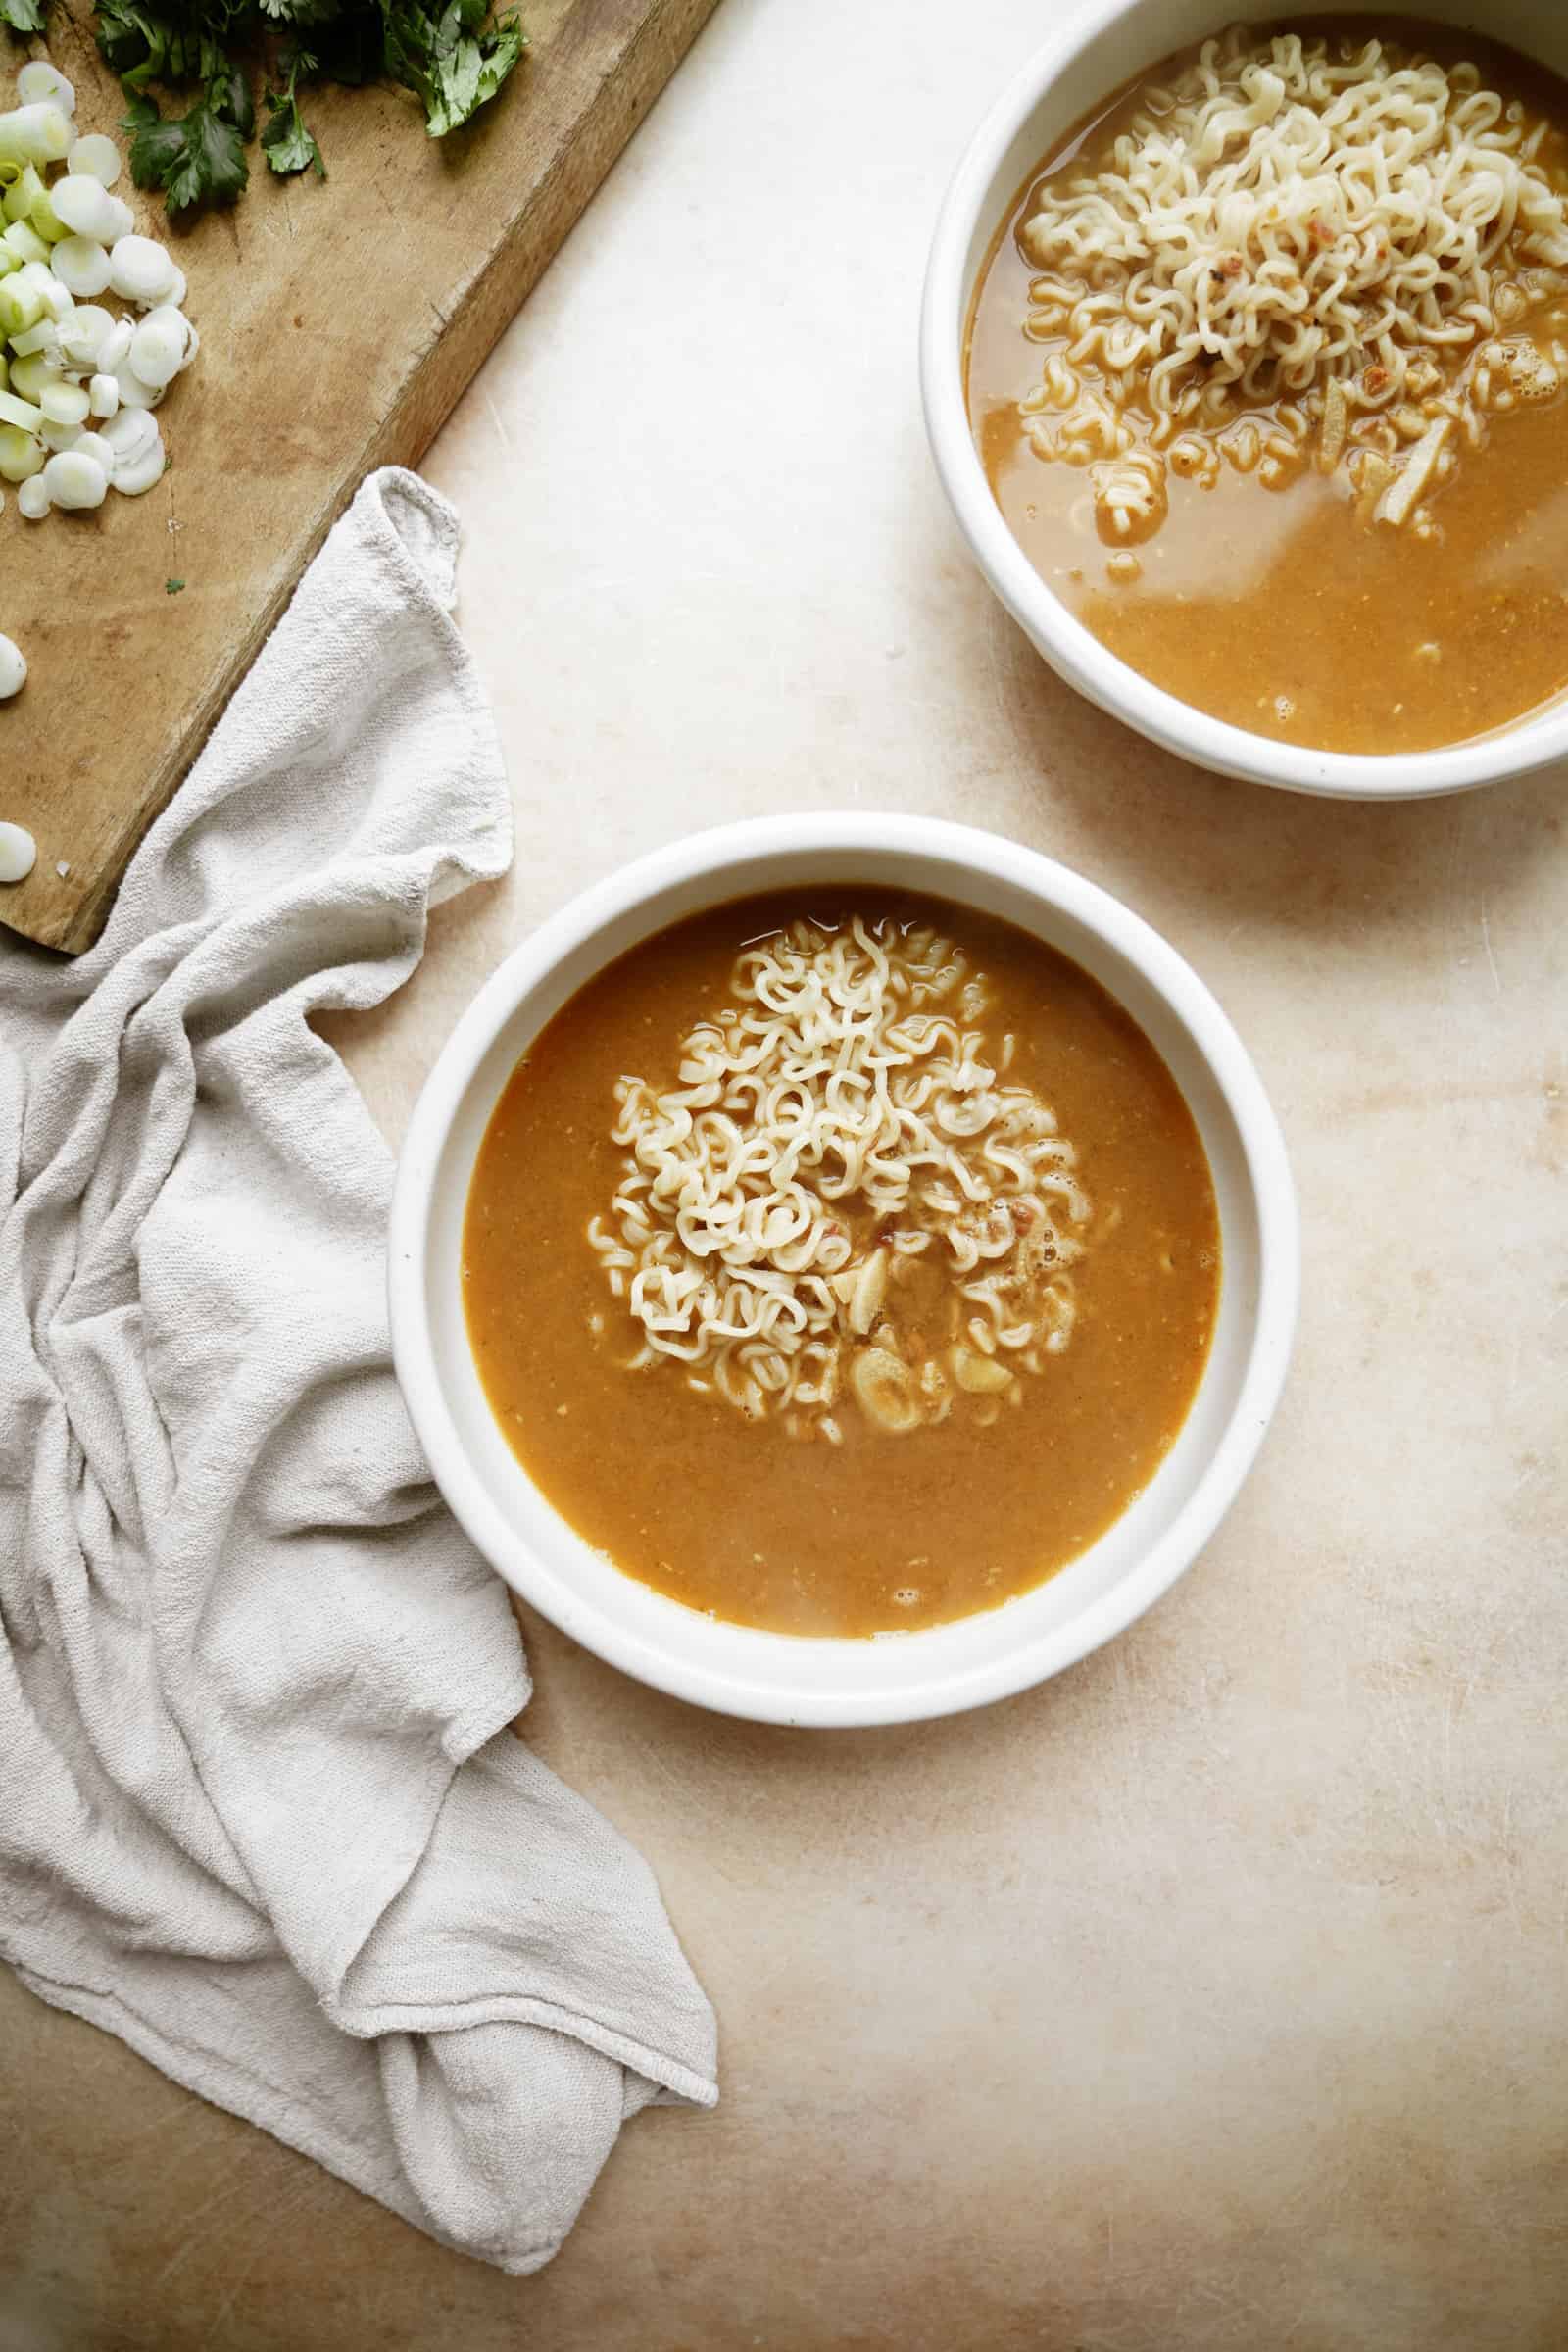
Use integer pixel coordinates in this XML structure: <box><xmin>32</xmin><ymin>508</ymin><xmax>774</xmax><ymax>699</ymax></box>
<box><xmin>919</xmin><ymin>0</ymin><xmax>1568</xmax><ymax>799</ymax></box>
<box><xmin>389</xmin><ymin>815</ymin><xmax>1298</xmax><ymax>1727</ymax></box>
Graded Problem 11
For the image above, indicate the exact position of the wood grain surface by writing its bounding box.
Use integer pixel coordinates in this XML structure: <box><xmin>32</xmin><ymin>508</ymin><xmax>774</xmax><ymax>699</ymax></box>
<box><xmin>0</xmin><ymin>0</ymin><xmax>719</xmax><ymax>955</ymax></box>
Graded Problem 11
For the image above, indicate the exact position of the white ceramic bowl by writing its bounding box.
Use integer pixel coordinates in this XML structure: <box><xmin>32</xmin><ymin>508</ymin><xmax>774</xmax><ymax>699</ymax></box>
<box><xmin>390</xmin><ymin>815</ymin><xmax>1298</xmax><ymax>1727</ymax></box>
<box><xmin>920</xmin><ymin>0</ymin><xmax>1568</xmax><ymax>799</ymax></box>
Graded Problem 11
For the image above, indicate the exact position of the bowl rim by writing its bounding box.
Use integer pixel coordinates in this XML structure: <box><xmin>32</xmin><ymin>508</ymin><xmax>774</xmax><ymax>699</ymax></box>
<box><xmin>918</xmin><ymin>0</ymin><xmax>1568</xmax><ymax>800</ymax></box>
<box><xmin>389</xmin><ymin>813</ymin><xmax>1300</xmax><ymax>1726</ymax></box>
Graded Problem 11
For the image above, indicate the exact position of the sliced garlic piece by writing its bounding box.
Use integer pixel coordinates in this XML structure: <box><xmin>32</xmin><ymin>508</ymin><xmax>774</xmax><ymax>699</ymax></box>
<box><xmin>850</xmin><ymin>1346</ymin><xmax>922</xmax><ymax>1435</ymax></box>
<box><xmin>950</xmin><ymin>1344</ymin><xmax>1013</xmax><ymax>1396</ymax></box>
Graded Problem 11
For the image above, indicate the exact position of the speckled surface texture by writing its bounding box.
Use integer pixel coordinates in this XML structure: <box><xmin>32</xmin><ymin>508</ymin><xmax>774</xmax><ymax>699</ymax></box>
<box><xmin>3</xmin><ymin>2</ymin><xmax>1566</xmax><ymax>2345</ymax></box>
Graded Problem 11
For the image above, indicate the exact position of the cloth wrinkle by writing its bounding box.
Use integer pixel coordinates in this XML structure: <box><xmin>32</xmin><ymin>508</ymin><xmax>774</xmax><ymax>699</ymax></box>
<box><xmin>0</xmin><ymin>466</ymin><xmax>717</xmax><ymax>2277</ymax></box>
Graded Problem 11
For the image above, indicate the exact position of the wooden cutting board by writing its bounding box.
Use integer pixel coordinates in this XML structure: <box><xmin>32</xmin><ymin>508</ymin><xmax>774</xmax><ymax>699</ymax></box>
<box><xmin>0</xmin><ymin>0</ymin><xmax>720</xmax><ymax>953</ymax></box>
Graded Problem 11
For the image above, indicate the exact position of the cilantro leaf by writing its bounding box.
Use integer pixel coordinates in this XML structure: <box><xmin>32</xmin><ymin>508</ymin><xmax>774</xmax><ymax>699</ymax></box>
<box><xmin>209</xmin><ymin>59</ymin><xmax>255</xmax><ymax>135</ymax></box>
<box><xmin>92</xmin><ymin>0</ymin><xmax>525</xmax><ymax>216</ymax></box>
<box><xmin>100</xmin><ymin>0</ymin><xmax>216</xmax><ymax>89</ymax></box>
<box><xmin>262</xmin><ymin>92</ymin><xmax>321</xmax><ymax>172</ymax></box>
<box><xmin>126</xmin><ymin>89</ymin><xmax>250</xmax><ymax>212</ymax></box>
<box><xmin>261</xmin><ymin>50</ymin><xmax>324</xmax><ymax>178</ymax></box>
<box><xmin>259</xmin><ymin>0</ymin><xmax>349</xmax><ymax>24</ymax></box>
<box><xmin>0</xmin><ymin>0</ymin><xmax>49</xmax><ymax>36</ymax></box>
<box><xmin>380</xmin><ymin>0</ymin><xmax>525</xmax><ymax>138</ymax></box>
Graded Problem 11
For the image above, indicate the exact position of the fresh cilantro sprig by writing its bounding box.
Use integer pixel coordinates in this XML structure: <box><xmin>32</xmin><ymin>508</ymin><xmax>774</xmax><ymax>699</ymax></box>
<box><xmin>260</xmin><ymin>42</ymin><xmax>323</xmax><ymax>177</ymax></box>
<box><xmin>123</xmin><ymin>78</ymin><xmax>251</xmax><ymax>211</ymax></box>
<box><xmin>381</xmin><ymin>0</ymin><xmax>523</xmax><ymax>140</ymax></box>
<box><xmin>10</xmin><ymin>0</ymin><xmax>527</xmax><ymax>214</ymax></box>
<box><xmin>96</xmin><ymin>0</ymin><xmax>247</xmax><ymax>90</ymax></box>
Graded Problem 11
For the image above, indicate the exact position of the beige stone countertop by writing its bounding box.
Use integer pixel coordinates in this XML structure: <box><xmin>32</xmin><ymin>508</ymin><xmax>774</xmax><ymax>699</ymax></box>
<box><xmin>4</xmin><ymin>1</ymin><xmax>1567</xmax><ymax>2345</ymax></box>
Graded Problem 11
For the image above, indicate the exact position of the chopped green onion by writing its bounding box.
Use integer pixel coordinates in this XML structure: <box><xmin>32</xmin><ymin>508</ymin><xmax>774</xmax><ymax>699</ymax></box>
<box><xmin>0</xmin><ymin>278</ymin><xmax>44</xmax><ymax>337</ymax></box>
<box><xmin>2</xmin><ymin>164</ymin><xmax>41</xmax><ymax>224</ymax></box>
<box><xmin>2</xmin><ymin>220</ymin><xmax>49</xmax><ymax>268</ymax></box>
<box><xmin>111</xmin><ymin>424</ymin><xmax>164</xmax><ymax>493</ymax></box>
<box><xmin>67</xmin><ymin>135</ymin><xmax>121</xmax><ymax>191</ymax></box>
<box><xmin>100</xmin><ymin>406</ymin><xmax>154</xmax><ymax>459</ymax></box>
<box><xmin>9</xmin><ymin>350</ymin><xmax>58</xmax><ymax>402</ymax></box>
<box><xmin>108</xmin><ymin>234</ymin><xmax>176</xmax><ymax>307</ymax></box>
<box><xmin>52</xmin><ymin>173</ymin><xmax>121</xmax><ymax>245</ymax></box>
<box><xmin>0</xmin><ymin>388</ymin><xmax>43</xmax><ymax>433</ymax></box>
<box><xmin>0</xmin><ymin>69</ymin><xmax>199</xmax><ymax>539</ymax></box>
<box><xmin>39</xmin><ymin>381</ymin><xmax>88</xmax><ymax>426</ymax></box>
<box><xmin>27</xmin><ymin>187</ymin><xmax>69</xmax><ymax>244</ymax></box>
<box><xmin>41</xmin><ymin>448</ymin><xmax>106</xmax><ymax>509</ymax></box>
<box><xmin>129</xmin><ymin>307</ymin><xmax>191</xmax><ymax>388</ymax></box>
<box><xmin>59</xmin><ymin>304</ymin><xmax>112</xmax><ymax>365</ymax></box>
<box><xmin>50</xmin><ymin>236</ymin><xmax>111</xmax><ymax>299</ymax></box>
<box><xmin>24</xmin><ymin>266</ymin><xmax>73</xmax><ymax>325</ymax></box>
<box><xmin>0</xmin><ymin>106</ymin><xmax>73</xmax><ymax>172</ymax></box>
<box><xmin>0</xmin><ymin>421</ymin><xmax>42</xmax><ymax>478</ymax></box>
<box><xmin>17</xmin><ymin>64</ymin><xmax>74</xmax><ymax>116</ymax></box>
<box><xmin>111</xmin><ymin>357</ymin><xmax>161</xmax><ymax>411</ymax></box>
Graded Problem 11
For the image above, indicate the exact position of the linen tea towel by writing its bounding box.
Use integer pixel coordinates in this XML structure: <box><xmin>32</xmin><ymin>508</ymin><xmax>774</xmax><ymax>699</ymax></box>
<box><xmin>0</xmin><ymin>466</ymin><xmax>717</xmax><ymax>2277</ymax></box>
